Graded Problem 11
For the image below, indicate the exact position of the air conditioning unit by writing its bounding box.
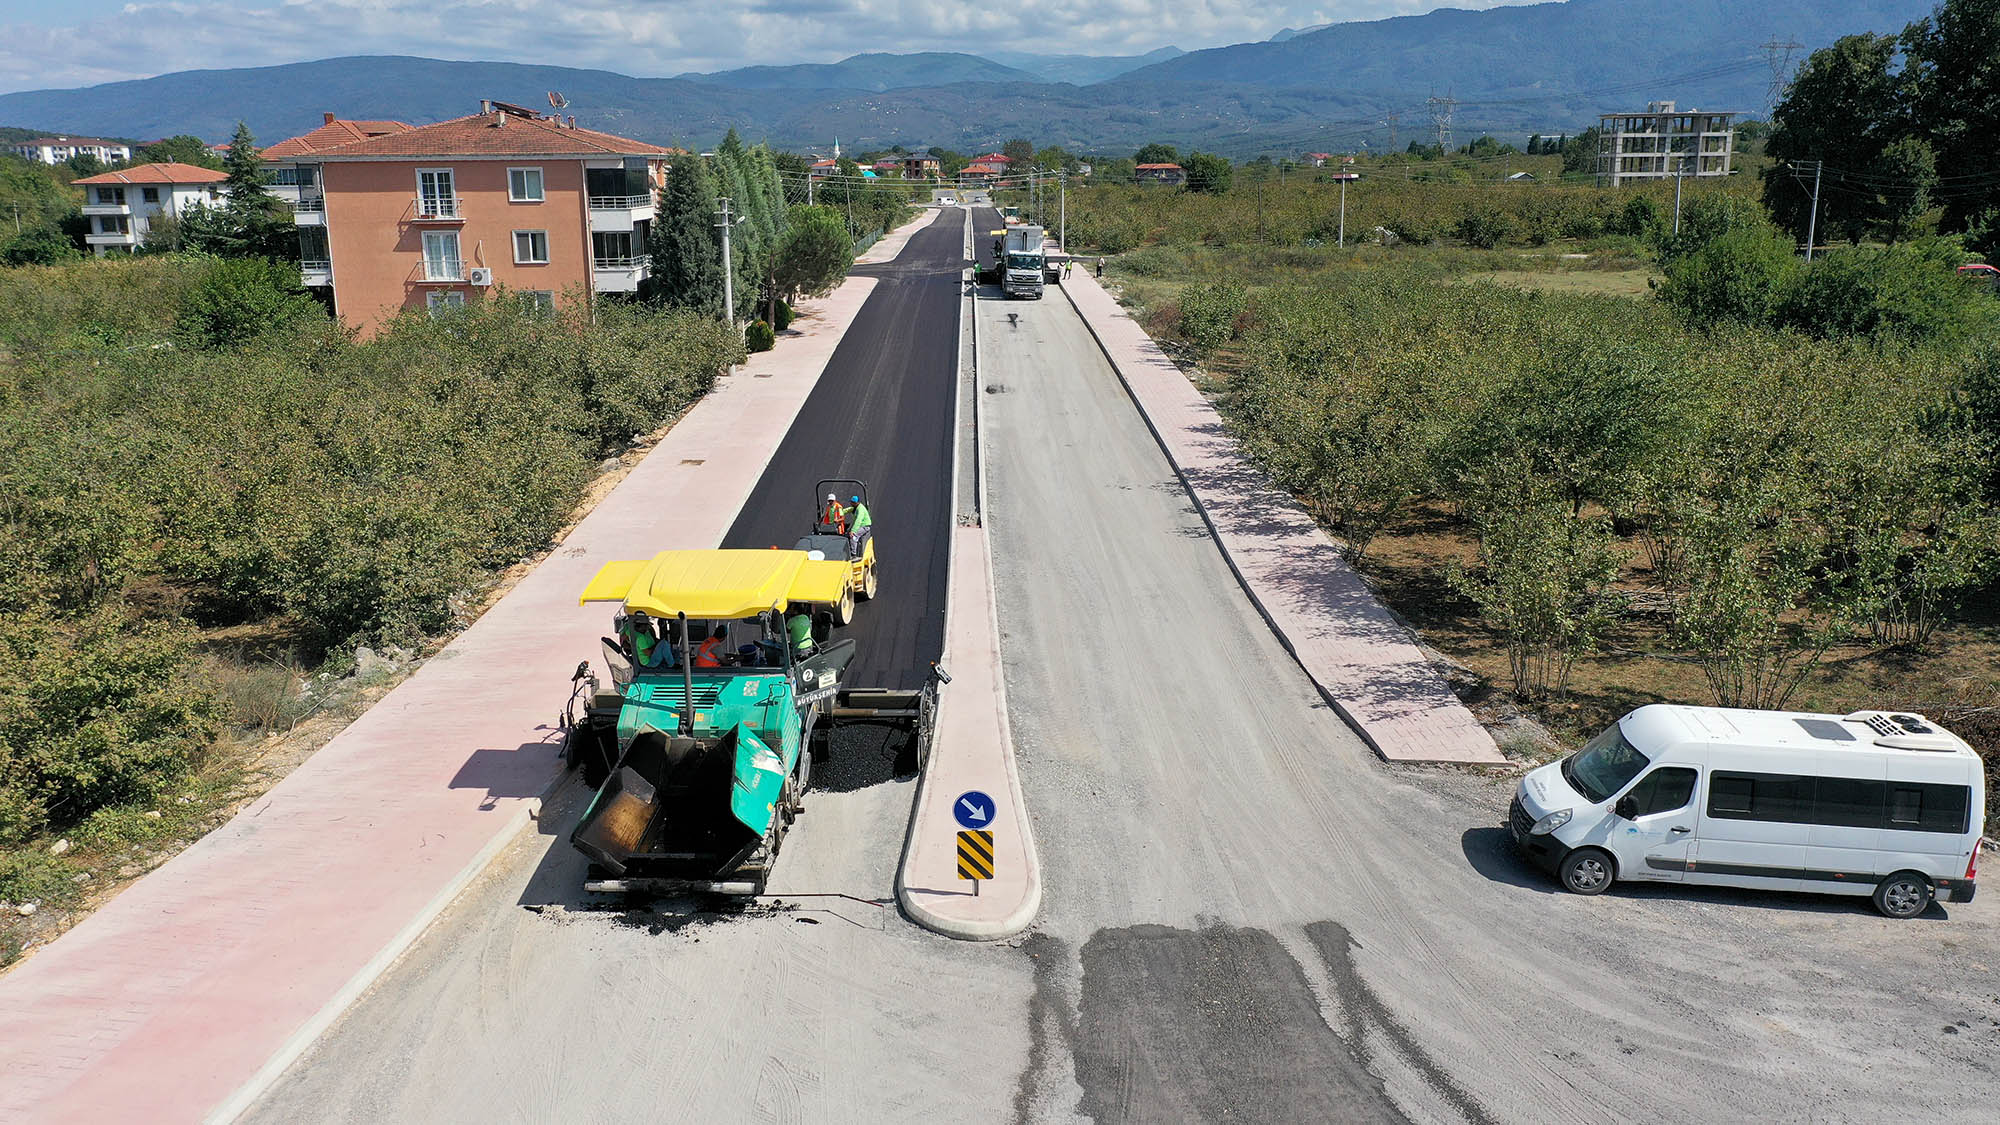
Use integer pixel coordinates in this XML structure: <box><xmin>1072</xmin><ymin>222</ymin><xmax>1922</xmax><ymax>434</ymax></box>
<box><xmin>468</xmin><ymin>267</ymin><xmax>494</xmax><ymax>286</ymax></box>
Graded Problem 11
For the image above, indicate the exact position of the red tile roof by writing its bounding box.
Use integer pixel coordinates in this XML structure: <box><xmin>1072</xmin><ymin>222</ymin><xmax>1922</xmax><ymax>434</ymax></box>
<box><xmin>1135</xmin><ymin>163</ymin><xmax>1183</xmax><ymax>170</ymax></box>
<box><xmin>71</xmin><ymin>162</ymin><xmax>228</xmax><ymax>185</ymax></box>
<box><xmin>262</xmin><ymin>117</ymin><xmax>413</xmax><ymax>159</ymax></box>
<box><xmin>313</xmin><ymin>109</ymin><xmax>675</xmax><ymax>159</ymax></box>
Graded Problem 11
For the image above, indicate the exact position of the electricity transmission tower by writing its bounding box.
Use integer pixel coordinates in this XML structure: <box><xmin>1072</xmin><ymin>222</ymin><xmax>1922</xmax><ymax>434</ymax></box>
<box><xmin>1426</xmin><ymin>95</ymin><xmax>1457</xmax><ymax>154</ymax></box>
<box><xmin>1382</xmin><ymin>113</ymin><xmax>1399</xmax><ymax>153</ymax></box>
<box><xmin>1760</xmin><ymin>39</ymin><xmax>1803</xmax><ymax>118</ymax></box>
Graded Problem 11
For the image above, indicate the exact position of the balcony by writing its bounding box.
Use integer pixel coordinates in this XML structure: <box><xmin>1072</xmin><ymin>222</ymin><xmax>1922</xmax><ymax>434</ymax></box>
<box><xmin>591</xmin><ymin>254</ymin><xmax>651</xmax><ymax>293</ymax></box>
<box><xmin>412</xmin><ymin>196</ymin><xmax>464</xmax><ymax>222</ymax></box>
<box><xmin>588</xmin><ymin>193</ymin><xmax>655</xmax><ymax>233</ymax></box>
<box><xmin>82</xmin><ymin>201</ymin><xmax>131</xmax><ymax>217</ymax></box>
<box><xmin>86</xmin><ymin>230</ymin><xmax>138</xmax><ymax>246</ymax></box>
<box><xmin>293</xmin><ymin>196</ymin><xmax>325</xmax><ymax>226</ymax></box>
<box><xmin>416</xmin><ymin>258</ymin><xmax>465</xmax><ymax>283</ymax></box>
<box><xmin>300</xmin><ymin>258</ymin><xmax>332</xmax><ymax>286</ymax></box>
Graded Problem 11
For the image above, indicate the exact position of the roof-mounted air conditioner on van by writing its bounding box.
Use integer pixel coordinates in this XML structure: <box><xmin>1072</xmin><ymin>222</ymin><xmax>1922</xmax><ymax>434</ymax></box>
<box><xmin>1843</xmin><ymin>710</ymin><xmax>1960</xmax><ymax>751</ymax></box>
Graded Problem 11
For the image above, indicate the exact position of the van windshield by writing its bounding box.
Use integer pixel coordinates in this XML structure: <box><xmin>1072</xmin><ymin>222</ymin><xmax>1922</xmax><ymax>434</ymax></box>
<box><xmin>1562</xmin><ymin>726</ymin><xmax>1651</xmax><ymax>803</ymax></box>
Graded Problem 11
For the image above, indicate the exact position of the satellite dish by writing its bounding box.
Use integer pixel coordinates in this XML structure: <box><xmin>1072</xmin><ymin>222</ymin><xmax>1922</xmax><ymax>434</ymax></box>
<box><xmin>547</xmin><ymin>91</ymin><xmax>568</xmax><ymax>109</ymax></box>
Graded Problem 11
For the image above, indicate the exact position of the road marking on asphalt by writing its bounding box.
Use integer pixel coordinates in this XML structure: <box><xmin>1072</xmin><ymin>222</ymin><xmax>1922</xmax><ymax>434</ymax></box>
<box><xmin>957</xmin><ymin>830</ymin><xmax>995</xmax><ymax>881</ymax></box>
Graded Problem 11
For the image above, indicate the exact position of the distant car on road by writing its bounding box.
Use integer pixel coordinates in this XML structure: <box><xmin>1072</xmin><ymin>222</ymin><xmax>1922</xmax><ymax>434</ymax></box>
<box><xmin>1511</xmin><ymin>704</ymin><xmax>1984</xmax><ymax>917</ymax></box>
<box><xmin>1956</xmin><ymin>262</ymin><xmax>1998</xmax><ymax>290</ymax></box>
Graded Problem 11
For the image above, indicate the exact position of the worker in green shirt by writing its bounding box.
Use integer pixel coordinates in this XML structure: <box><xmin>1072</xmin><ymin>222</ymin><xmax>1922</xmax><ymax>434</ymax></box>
<box><xmin>787</xmin><ymin>612</ymin><xmax>817</xmax><ymax>658</ymax></box>
<box><xmin>847</xmin><ymin>495</ymin><xmax>872</xmax><ymax>555</ymax></box>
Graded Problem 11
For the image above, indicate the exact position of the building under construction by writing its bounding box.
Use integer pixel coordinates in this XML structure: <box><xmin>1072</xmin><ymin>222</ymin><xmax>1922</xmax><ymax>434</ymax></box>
<box><xmin>1595</xmin><ymin>101</ymin><xmax>1738</xmax><ymax>187</ymax></box>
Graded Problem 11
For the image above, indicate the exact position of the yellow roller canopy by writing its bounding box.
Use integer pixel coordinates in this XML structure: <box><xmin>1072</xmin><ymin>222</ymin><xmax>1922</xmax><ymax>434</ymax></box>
<box><xmin>580</xmin><ymin>549</ymin><xmax>847</xmax><ymax>618</ymax></box>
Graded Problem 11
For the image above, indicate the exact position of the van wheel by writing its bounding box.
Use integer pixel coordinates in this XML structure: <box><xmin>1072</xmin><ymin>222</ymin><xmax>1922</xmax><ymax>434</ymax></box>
<box><xmin>1873</xmin><ymin>871</ymin><xmax>1932</xmax><ymax>919</ymax></box>
<box><xmin>1559</xmin><ymin>848</ymin><xmax>1615</xmax><ymax>896</ymax></box>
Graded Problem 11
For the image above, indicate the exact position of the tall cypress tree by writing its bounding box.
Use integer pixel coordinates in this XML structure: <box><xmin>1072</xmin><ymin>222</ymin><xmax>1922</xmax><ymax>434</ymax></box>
<box><xmin>645</xmin><ymin>154</ymin><xmax>723</xmax><ymax>315</ymax></box>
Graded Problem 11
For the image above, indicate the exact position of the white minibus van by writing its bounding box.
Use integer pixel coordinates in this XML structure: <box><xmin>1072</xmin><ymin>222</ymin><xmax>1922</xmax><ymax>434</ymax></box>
<box><xmin>1511</xmin><ymin>705</ymin><xmax>1985</xmax><ymax>917</ymax></box>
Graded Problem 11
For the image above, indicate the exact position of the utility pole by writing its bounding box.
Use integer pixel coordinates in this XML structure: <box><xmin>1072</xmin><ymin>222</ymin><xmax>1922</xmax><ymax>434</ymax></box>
<box><xmin>1338</xmin><ymin>168</ymin><xmax>1351</xmax><ymax>247</ymax></box>
<box><xmin>715</xmin><ymin>196</ymin><xmax>737</xmax><ymax>329</ymax></box>
<box><xmin>1058</xmin><ymin>169</ymin><xmax>1066</xmax><ymax>252</ymax></box>
<box><xmin>1673</xmin><ymin>165</ymin><xmax>1686</xmax><ymax>236</ymax></box>
<box><xmin>807</xmin><ymin>173</ymin><xmax>814</xmax><ymax>206</ymax></box>
<box><xmin>1803</xmin><ymin>159</ymin><xmax>1822</xmax><ymax>262</ymax></box>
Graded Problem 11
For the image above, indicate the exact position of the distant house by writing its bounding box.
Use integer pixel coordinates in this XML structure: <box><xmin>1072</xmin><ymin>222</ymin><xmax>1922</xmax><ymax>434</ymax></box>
<box><xmin>809</xmin><ymin>158</ymin><xmax>839</xmax><ymax>178</ymax></box>
<box><xmin>975</xmin><ymin>153</ymin><xmax>1012</xmax><ymax>166</ymax></box>
<box><xmin>1304</xmin><ymin>152</ymin><xmax>1333</xmax><ymax>167</ymax></box>
<box><xmin>1135</xmin><ymin>162</ymin><xmax>1185</xmax><ymax>186</ymax></box>
<box><xmin>958</xmin><ymin>162</ymin><xmax>1002</xmax><ymax>188</ymax></box>
<box><xmin>1505</xmin><ymin>171</ymin><xmax>1537</xmax><ymax>182</ymax></box>
<box><xmin>72</xmin><ymin>162</ymin><xmax>227</xmax><ymax>255</ymax></box>
<box><xmin>13</xmin><ymin>135</ymin><xmax>132</xmax><ymax>166</ymax></box>
<box><xmin>873</xmin><ymin>159</ymin><xmax>902</xmax><ymax>175</ymax></box>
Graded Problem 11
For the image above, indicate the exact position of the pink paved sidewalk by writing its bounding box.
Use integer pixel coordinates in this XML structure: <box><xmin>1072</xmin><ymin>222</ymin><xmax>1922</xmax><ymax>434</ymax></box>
<box><xmin>0</xmin><ymin>214</ymin><xmax>935</xmax><ymax>1125</ymax></box>
<box><xmin>1061</xmin><ymin>273</ymin><xmax>1504</xmax><ymax>766</ymax></box>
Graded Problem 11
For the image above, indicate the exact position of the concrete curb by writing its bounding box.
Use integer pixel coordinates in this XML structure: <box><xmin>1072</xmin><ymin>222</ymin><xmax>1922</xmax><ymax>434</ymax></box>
<box><xmin>893</xmin><ymin>208</ymin><xmax>1042</xmax><ymax>941</ymax></box>
<box><xmin>1058</xmin><ymin>273</ymin><xmax>1504</xmax><ymax>766</ymax></box>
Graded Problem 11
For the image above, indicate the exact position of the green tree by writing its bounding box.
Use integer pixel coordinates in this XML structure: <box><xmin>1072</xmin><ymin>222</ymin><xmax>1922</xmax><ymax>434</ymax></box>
<box><xmin>770</xmin><ymin>204</ymin><xmax>849</xmax><ymax>306</ymax></box>
<box><xmin>65</xmin><ymin>153</ymin><xmax>105</xmax><ymax>178</ymax></box>
<box><xmin>1447</xmin><ymin>492</ymin><xmax>1622</xmax><ymax>702</ymax></box>
<box><xmin>1133</xmin><ymin>142</ymin><xmax>1179</xmax><ymax>166</ymax></box>
<box><xmin>1873</xmin><ymin>136</ymin><xmax>1938</xmax><ymax>243</ymax></box>
<box><xmin>2</xmin><ymin>226</ymin><xmax>82</xmax><ymax>265</ymax></box>
<box><xmin>646</xmin><ymin>154</ymin><xmax>723</xmax><ymax>315</ymax></box>
<box><xmin>177</xmin><ymin>123</ymin><xmax>294</xmax><ymax>259</ymax></box>
<box><xmin>1002</xmin><ymin>138</ymin><xmax>1035</xmax><ymax>166</ymax></box>
<box><xmin>1559</xmin><ymin>127</ymin><xmax>1600</xmax><ymax>177</ymax></box>
<box><xmin>1901</xmin><ymin>0</ymin><xmax>2000</xmax><ymax>232</ymax></box>
<box><xmin>1655</xmin><ymin>223</ymin><xmax>1801</xmax><ymax>327</ymax></box>
<box><xmin>1763</xmin><ymin>33</ymin><xmax>1900</xmax><ymax>245</ymax></box>
<box><xmin>138</xmin><ymin>135</ymin><xmax>224</xmax><ymax>170</ymax></box>
<box><xmin>1183</xmin><ymin>151</ymin><xmax>1232</xmax><ymax>194</ymax></box>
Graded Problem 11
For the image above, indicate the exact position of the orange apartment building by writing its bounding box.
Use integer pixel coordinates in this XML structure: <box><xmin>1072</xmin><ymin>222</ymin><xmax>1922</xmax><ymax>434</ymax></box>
<box><xmin>269</xmin><ymin>101</ymin><xmax>675</xmax><ymax>336</ymax></box>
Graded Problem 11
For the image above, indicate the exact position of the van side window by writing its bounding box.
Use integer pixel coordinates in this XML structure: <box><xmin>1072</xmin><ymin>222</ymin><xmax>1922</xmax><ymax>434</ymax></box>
<box><xmin>1707</xmin><ymin>772</ymin><xmax>1810</xmax><ymax>822</ymax></box>
<box><xmin>1709</xmin><ymin>771</ymin><xmax>1970</xmax><ymax>833</ymax></box>
<box><xmin>1626</xmin><ymin>767</ymin><xmax>1697</xmax><ymax>816</ymax></box>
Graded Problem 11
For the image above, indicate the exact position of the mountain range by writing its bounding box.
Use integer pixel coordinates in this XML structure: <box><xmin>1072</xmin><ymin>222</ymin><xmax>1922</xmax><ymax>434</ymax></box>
<box><xmin>0</xmin><ymin>0</ymin><xmax>1936</xmax><ymax>158</ymax></box>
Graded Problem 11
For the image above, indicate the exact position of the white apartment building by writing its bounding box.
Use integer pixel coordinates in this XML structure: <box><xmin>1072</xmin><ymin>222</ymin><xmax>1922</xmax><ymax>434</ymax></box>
<box><xmin>72</xmin><ymin>162</ymin><xmax>228</xmax><ymax>255</ymax></box>
<box><xmin>11</xmin><ymin>136</ymin><xmax>133</xmax><ymax>165</ymax></box>
<box><xmin>1596</xmin><ymin>101</ymin><xmax>1738</xmax><ymax>187</ymax></box>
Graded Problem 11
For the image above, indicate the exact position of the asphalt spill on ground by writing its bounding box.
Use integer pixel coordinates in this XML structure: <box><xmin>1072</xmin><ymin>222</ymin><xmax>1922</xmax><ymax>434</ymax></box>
<box><xmin>1069</xmin><ymin>923</ymin><xmax>1408</xmax><ymax>1124</ymax></box>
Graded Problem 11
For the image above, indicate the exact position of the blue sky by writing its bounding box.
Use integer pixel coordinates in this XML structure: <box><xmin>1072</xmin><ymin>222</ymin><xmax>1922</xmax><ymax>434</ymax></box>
<box><xmin>0</xmin><ymin>0</ymin><xmax>1540</xmax><ymax>94</ymax></box>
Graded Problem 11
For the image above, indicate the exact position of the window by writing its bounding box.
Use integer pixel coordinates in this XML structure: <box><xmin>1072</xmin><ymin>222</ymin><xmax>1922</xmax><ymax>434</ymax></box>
<box><xmin>1561</xmin><ymin>726</ymin><xmax>1651</xmax><ymax>803</ymax></box>
<box><xmin>421</xmin><ymin>231</ymin><xmax>462</xmax><ymax>281</ymax></box>
<box><xmin>141</xmin><ymin>187</ymin><xmax>159</xmax><ymax>204</ymax></box>
<box><xmin>1623</xmin><ymin>767</ymin><xmax>1697</xmax><ymax>817</ymax></box>
<box><xmin>513</xmin><ymin>230</ymin><xmax>549</xmax><ymax>265</ymax></box>
<box><xmin>1706</xmin><ymin>772</ymin><xmax>1971</xmax><ymax>834</ymax></box>
<box><xmin>508</xmin><ymin>167</ymin><xmax>544</xmax><ymax>202</ymax></box>
<box><xmin>426</xmin><ymin>290</ymin><xmax>465</xmax><ymax>315</ymax></box>
<box><xmin>1706</xmin><ymin>772</ymin><xmax>1810</xmax><ymax>823</ymax></box>
<box><xmin>592</xmin><ymin>231</ymin><xmax>635</xmax><ymax>265</ymax></box>
<box><xmin>521</xmin><ymin>291</ymin><xmax>555</xmax><ymax>316</ymax></box>
<box><xmin>417</xmin><ymin>168</ymin><xmax>456</xmax><ymax>217</ymax></box>
<box><xmin>97</xmin><ymin>187</ymin><xmax>124</xmax><ymax>205</ymax></box>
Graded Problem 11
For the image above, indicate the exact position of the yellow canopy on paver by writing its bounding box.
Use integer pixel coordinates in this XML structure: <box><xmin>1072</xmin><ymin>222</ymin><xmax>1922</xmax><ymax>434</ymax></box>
<box><xmin>579</xmin><ymin>549</ymin><xmax>848</xmax><ymax>619</ymax></box>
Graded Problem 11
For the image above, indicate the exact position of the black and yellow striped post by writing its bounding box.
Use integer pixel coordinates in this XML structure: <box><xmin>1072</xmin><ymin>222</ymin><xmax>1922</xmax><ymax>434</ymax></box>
<box><xmin>957</xmin><ymin>829</ymin><xmax>995</xmax><ymax>894</ymax></box>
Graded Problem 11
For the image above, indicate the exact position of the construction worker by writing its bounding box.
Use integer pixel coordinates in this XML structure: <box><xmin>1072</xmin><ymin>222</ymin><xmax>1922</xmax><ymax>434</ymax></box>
<box><xmin>623</xmin><ymin>613</ymin><xmax>664</xmax><ymax>669</ymax></box>
<box><xmin>848</xmin><ymin>494</ymin><xmax>872</xmax><ymax>555</ymax></box>
<box><xmin>822</xmin><ymin>492</ymin><xmax>847</xmax><ymax>535</ymax></box>
<box><xmin>787</xmin><ymin>611</ymin><xmax>817</xmax><ymax>658</ymax></box>
<box><xmin>695</xmin><ymin>624</ymin><xmax>730</xmax><ymax>668</ymax></box>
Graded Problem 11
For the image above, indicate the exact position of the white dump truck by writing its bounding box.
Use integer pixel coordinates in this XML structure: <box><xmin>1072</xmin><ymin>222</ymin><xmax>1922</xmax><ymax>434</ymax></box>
<box><xmin>1002</xmin><ymin>224</ymin><xmax>1046</xmax><ymax>299</ymax></box>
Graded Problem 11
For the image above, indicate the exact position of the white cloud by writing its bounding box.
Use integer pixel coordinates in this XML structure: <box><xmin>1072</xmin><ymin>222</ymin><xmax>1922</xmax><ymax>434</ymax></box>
<box><xmin>0</xmin><ymin>0</ymin><xmax>1544</xmax><ymax>93</ymax></box>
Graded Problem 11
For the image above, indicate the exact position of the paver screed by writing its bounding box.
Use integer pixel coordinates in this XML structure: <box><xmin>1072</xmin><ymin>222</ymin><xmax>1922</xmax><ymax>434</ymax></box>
<box><xmin>0</xmin><ymin>212</ymin><xmax>936</xmax><ymax>1125</ymax></box>
<box><xmin>1060</xmin><ymin>271</ymin><xmax>1503</xmax><ymax>766</ymax></box>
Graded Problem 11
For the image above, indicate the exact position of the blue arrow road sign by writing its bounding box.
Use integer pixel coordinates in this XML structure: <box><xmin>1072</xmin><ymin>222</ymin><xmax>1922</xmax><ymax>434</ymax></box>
<box><xmin>953</xmin><ymin>790</ymin><xmax>996</xmax><ymax>830</ymax></box>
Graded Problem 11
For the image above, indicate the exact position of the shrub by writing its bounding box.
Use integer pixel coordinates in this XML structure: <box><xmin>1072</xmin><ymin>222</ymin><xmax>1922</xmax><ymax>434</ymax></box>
<box><xmin>1176</xmin><ymin>282</ymin><xmax>1247</xmax><ymax>351</ymax></box>
<box><xmin>1455</xmin><ymin>209</ymin><xmax>1514</xmax><ymax>249</ymax></box>
<box><xmin>745</xmin><ymin>319</ymin><xmax>775</xmax><ymax>352</ymax></box>
<box><xmin>1777</xmin><ymin>242</ymin><xmax>1992</xmax><ymax>346</ymax></box>
<box><xmin>176</xmin><ymin>256</ymin><xmax>322</xmax><ymax>349</ymax></box>
<box><xmin>0</xmin><ymin>609</ymin><xmax>223</xmax><ymax>844</ymax></box>
<box><xmin>1655</xmin><ymin>224</ymin><xmax>1801</xmax><ymax>327</ymax></box>
<box><xmin>772</xmin><ymin>298</ymin><xmax>794</xmax><ymax>331</ymax></box>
